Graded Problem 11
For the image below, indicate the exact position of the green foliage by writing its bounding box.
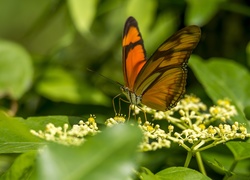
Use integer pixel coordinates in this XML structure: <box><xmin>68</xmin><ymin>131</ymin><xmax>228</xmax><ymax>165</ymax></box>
<box><xmin>227</xmin><ymin>142</ymin><xmax>250</xmax><ymax>160</ymax></box>
<box><xmin>189</xmin><ymin>56</ymin><xmax>250</xmax><ymax>130</ymax></box>
<box><xmin>185</xmin><ymin>0</ymin><xmax>225</xmax><ymax>25</ymax></box>
<box><xmin>1</xmin><ymin>121</ymin><xmax>142</xmax><ymax>180</ymax></box>
<box><xmin>141</xmin><ymin>167</ymin><xmax>211</xmax><ymax>180</ymax></box>
<box><xmin>35</xmin><ymin>67</ymin><xmax>109</xmax><ymax>104</ymax></box>
<box><xmin>0</xmin><ymin>151</ymin><xmax>37</xmax><ymax>180</ymax></box>
<box><xmin>36</xmin><ymin>125</ymin><xmax>141</xmax><ymax>180</ymax></box>
<box><xmin>0</xmin><ymin>40</ymin><xmax>33</xmax><ymax>99</ymax></box>
<box><xmin>0</xmin><ymin>0</ymin><xmax>250</xmax><ymax>179</ymax></box>
<box><xmin>201</xmin><ymin>144</ymin><xmax>250</xmax><ymax>179</ymax></box>
<box><xmin>68</xmin><ymin>0</ymin><xmax>98</xmax><ymax>34</ymax></box>
<box><xmin>156</xmin><ymin>167</ymin><xmax>211</xmax><ymax>180</ymax></box>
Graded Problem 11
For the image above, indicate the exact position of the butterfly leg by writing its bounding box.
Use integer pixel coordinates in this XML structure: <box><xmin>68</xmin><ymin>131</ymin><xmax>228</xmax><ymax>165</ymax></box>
<box><xmin>142</xmin><ymin>108</ymin><xmax>148</xmax><ymax>122</ymax></box>
<box><xmin>132</xmin><ymin>104</ymin><xmax>148</xmax><ymax>122</ymax></box>
<box><xmin>112</xmin><ymin>94</ymin><xmax>121</xmax><ymax>115</ymax></box>
<box><xmin>119</xmin><ymin>97</ymin><xmax>131</xmax><ymax>120</ymax></box>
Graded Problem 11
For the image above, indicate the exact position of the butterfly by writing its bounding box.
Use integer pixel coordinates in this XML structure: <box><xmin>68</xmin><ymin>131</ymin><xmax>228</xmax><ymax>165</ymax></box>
<box><xmin>120</xmin><ymin>16</ymin><xmax>201</xmax><ymax>111</ymax></box>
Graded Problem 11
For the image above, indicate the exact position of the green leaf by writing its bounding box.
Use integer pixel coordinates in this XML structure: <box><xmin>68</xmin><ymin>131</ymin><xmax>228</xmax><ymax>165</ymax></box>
<box><xmin>227</xmin><ymin>174</ymin><xmax>250</xmax><ymax>180</ymax></box>
<box><xmin>244</xmin><ymin>105</ymin><xmax>250</xmax><ymax>120</ymax></box>
<box><xmin>0</xmin><ymin>40</ymin><xmax>33</xmax><ymax>99</ymax></box>
<box><xmin>0</xmin><ymin>112</ymin><xmax>39</xmax><ymax>144</ymax></box>
<box><xmin>226</xmin><ymin>142</ymin><xmax>250</xmax><ymax>161</ymax></box>
<box><xmin>0</xmin><ymin>151</ymin><xmax>37</xmax><ymax>180</ymax></box>
<box><xmin>68</xmin><ymin>0</ymin><xmax>98</xmax><ymax>34</ymax></box>
<box><xmin>186</xmin><ymin>0</ymin><xmax>226</xmax><ymax>26</ymax></box>
<box><xmin>155</xmin><ymin>167</ymin><xmax>210</xmax><ymax>180</ymax></box>
<box><xmin>202</xmin><ymin>144</ymin><xmax>250</xmax><ymax>176</ymax></box>
<box><xmin>145</xmin><ymin>13</ymin><xmax>178</xmax><ymax>56</ymax></box>
<box><xmin>36</xmin><ymin>67</ymin><xmax>109</xmax><ymax>105</ymax></box>
<box><xmin>201</xmin><ymin>145</ymin><xmax>232</xmax><ymax>174</ymax></box>
<box><xmin>0</xmin><ymin>114</ymin><xmax>80</xmax><ymax>153</ymax></box>
<box><xmin>247</xmin><ymin>41</ymin><xmax>250</xmax><ymax>67</ymax></box>
<box><xmin>126</xmin><ymin>0</ymin><xmax>157</xmax><ymax>36</ymax></box>
<box><xmin>139</xmin><ymin>167</ymin><xmax>158</xmax><ymax>180</ymax></box>
<box><xmin>0</xmin><ymin>142</ymin><xmax>44</xmax><ymax>154</ymax></box>
<box><xmin>35</xmin><ymin>124</ymin><xmax>142</xmax><ymax>180</ymax></box>
<box><xmin>189</xmin><ymin>55</ymin><xmax>250</xmax><ymax>130</ymax></box>
<box><xmin>25</xmin><ymin>115</ymin><xmax>75</xmax><ymax>131</ymax></box>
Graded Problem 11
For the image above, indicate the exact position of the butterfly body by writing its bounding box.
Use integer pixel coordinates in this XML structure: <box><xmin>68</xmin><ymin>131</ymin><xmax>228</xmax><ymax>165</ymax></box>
<box><xmin>121</xmin><ymin>86</ymin><xmax>142</xmax><ymax>105</ymax></box>
<box><xmin>122</xmin><ymin>17</ymin><xmax>201</xmax><ymax>111</ymax></box>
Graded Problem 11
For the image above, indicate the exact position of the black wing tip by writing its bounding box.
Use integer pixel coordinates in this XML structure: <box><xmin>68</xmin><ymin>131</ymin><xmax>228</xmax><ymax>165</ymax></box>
<box><xmin>127</xmin><ymin>16</ymin><xmax>136</xmax><ymax>21</ymax></box>
<box><xmin>123</xmin><ymin>16</ymin><xmax>138</xmax><ymax>36</ymax></box>
<box><xmin>125</xmin><ymin>16</ymin><xmax>138</xmax><ymax>27</ymax></box>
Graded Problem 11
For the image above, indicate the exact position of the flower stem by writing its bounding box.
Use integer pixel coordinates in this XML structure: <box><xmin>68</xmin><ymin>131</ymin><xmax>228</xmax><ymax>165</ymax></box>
<box><xmin>228</xmin><ymin>160</ymin><xmax>238</xmax><ymax>172</ymax></box>
<box><xmin>184</xmin><ymin>151</ymin><xmax>193</xmax><ymax>167</ymax></box>
<box><xmin>196</xmin><ymin>152</ymin><xmax>206</xmax><ymax>175</ymax></box>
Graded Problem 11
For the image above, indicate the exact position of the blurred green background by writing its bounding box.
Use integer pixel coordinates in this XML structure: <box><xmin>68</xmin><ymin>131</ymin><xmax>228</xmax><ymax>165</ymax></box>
<box><xmin>0</xmin><ymin>0</ymin><xmax>249</xmax><ymax>119</ymax></box>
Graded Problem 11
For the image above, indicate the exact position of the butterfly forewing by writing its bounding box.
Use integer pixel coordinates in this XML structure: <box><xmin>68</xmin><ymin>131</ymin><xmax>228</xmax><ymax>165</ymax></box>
<box><xmin>122</xmin><ymin>17</ymin><xmax>201</xmax><ymax>111</ymax></box>
<box><xmin>122</xmin><ymin>17</ymin><xmax>146</xmax><ymax>90</ymax></box>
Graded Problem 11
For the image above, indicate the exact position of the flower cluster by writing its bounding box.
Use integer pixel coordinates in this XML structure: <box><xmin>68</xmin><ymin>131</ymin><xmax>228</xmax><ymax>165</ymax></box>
<box><xmin>138</xmin><ymin>120</ymin><xmax>171</xmax><ymax>151</ymax></box>
<box><xmin>30</xmin><ymin>115</ymin><xmax>99</xmax><ymax>146</ymax></box>
<box><xmin>31</xmin><ymin>95</ymin><xmax>249</xmax><ymax>152</ymax></box>
<box><xmin>168</xmin><ymin>121</ymin><xmax>249</xmax><ymax>152</ymax></box>
<box><xmin>105</xmin><ymin>114</ymin><xmax>126</xmax><ymax>127</ymax></box>
<box><xmin>105</xmin><ymin>114</ymin><xmax>171</xmax><ymax>151</ymax></box>
<box><xmin>103</xmin><ymin>95</ymin><xmax>248</xmax><ymax>152</ymax></box>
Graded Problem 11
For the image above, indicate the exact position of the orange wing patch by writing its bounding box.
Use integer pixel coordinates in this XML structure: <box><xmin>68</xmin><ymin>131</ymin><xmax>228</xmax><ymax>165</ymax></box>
<box><xmin>125</xmin><ymin>45</ymin><xmax>145</xmax><ymax>90</ymax></box>
<box><xmin>122</xmin><ymin>17</ymin><xmax>146</xmax><ymax>90</ymax></box>
<box><xmin>122</xmin><ymin>27</ymin><xmax>141</xmax><ymax>46</ymax></box>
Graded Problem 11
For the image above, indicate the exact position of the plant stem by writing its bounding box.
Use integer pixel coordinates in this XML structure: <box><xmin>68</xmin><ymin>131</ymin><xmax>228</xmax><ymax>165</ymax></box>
<box><xmin>228</xmin><ymin>160</ymin><xmax>238</xmax><ymax>172</ymax></box>
<box><xmin>184</xmin><ymin>151</ymin><xmax>193</xmax><ymax>167</ymax></box>
<box><xmin>196</xmin><ymin>152</ymin><xmax>206</xmax><ymax>175</ymax></box>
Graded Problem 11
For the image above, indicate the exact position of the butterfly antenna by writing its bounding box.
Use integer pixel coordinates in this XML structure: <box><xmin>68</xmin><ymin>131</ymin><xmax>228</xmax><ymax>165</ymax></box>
<box><xmin>87</xmin><ymin>68</ymin><xmax>122</xmax><ymax>87</ymax></box>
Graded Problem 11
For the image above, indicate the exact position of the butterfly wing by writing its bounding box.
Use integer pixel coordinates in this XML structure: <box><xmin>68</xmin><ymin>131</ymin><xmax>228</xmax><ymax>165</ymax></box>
<box><xmin>122</xmin><ymin>17</ymin><xmax>146</xmax><ymax>91</ymax></box>
<box><xmin>134</xmin><ymin>26</ymin><xmax>201</xmax><ymax>111</ymax></box>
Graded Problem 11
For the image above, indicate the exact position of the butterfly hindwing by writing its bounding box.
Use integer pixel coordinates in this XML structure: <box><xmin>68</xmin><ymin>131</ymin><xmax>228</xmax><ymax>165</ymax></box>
<box><xmin>141</xmin><ymin>67</ymin><xmax>187</xmax><ymax>111</ymax></box>
<box><xmin>134</xmin><ymin>25</ymin><xmax>201</xmax><ymax>111</ymax></box>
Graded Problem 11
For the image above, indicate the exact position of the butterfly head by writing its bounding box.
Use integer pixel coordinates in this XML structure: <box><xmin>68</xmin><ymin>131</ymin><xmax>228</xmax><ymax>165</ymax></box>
<box><xmin>120</xmin><ymin>86</ymin><xmax>142</xmax><ymax>106</ymax></box>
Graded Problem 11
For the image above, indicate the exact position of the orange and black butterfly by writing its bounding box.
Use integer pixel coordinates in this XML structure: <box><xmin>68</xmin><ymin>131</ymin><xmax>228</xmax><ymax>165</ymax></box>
<box><xmin>120</xmin><ymin>16</ymin><xmax>201</xmax><ymax>111</ymax></box>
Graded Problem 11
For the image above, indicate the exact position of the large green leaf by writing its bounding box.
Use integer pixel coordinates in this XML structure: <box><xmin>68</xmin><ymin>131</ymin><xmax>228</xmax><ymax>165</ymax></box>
<box><xmin>0</xmin><ymin>112</ymin><xmax>38</xmax><ymax>145</ymax></box>
<box><xmin>36</xmin><ymin>67</ymin><xmax>109</xmax><ymax>105</ymax></box>
<box><xmin>247</xmin><ymin>41</ymin><xmax>250</xmax><ymax>67</ymax></box>
<box><xmin>126</xmin><ymin>0</ymin><xmax>157</xmax><ymax>36</ymax></box>
<box><xmin>35</xmin><ymin>124</ymin><xmax>142</xmax><ymax>180</ymax></box>
<box><xmin>0</xmin><ymin>40</ymin><xmax>33</xmax><ymax>99</ymax></box>
<box><xmin>140</xmin><ymin>167</ymin><xmax>158</xmax><ymax>180</ymax></box>
<box><xmin>67</xmin><ymin>0</ymin><xmax>98</xmax><ymax>34</ymax></box>
<box><xmin>0</xmin><ymin>142</ymin><xmax>44</xmax><ymax>154</ymax></box>
<box><xmin>202</xmin><ymin>144</ymin><xmax>250</xmax><ymax>177</ymax></box>
<box><xmin>25</xmin><ymin>115</ymin><xmax>75</xmax><ymax>131</ymax></box>
<box><xmin>201</xmin><ymin>145</ymin><xmax>234</xmax><ymax>175</ymax></box>
<box><xmin>185</xmin><ymin>0</ymin><xmax>226</xmax><ymax>26</ymax></box>
<box><xmin>189</xmin><ymin>55</ymin><xmax>250</xmax><ymax>130</ymax></box>
<box><xmin>156</xmin><ymin>167</ymin><xmax>210</xmax><ymax>180</ymax></box>
<box><xmin>0</xmin><ymin>115</ymin><xmax>81</xmax><ymax>153</ymax></box>
<box><xmin>226</xmin><ymin>142</ymin><xmax>250</xmax><ymax>161</ymax></box>
<box><xmin>145</xmin><ymin>12</ymin><xmax>178</xmax><ymax>56</ymax></box>
<box><xmin>0</xmin><ymin>151</ymin><xmax>37</xmax><ymax>180</ymax></box>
